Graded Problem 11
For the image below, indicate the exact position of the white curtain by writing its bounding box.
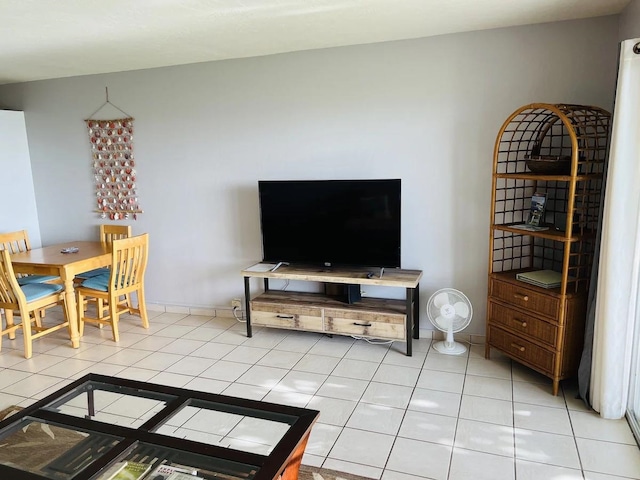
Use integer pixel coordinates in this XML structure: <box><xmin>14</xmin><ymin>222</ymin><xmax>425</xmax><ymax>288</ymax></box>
<box><xmin>590</xmin><ymin>38</ymin><xmax>640</xmax><ymax>419</ymax></box>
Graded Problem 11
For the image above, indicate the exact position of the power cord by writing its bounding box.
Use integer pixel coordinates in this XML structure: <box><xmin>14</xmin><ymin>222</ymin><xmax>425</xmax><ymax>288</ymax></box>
<box><xmin>232</xmin><ymin>306</ymin><xmax>246</xmax><ymax>323</ymax></box>
<box><xmin>350</xmin><ymin>335</ymin><xmax>394</xmax><ymax>345</ymax></box>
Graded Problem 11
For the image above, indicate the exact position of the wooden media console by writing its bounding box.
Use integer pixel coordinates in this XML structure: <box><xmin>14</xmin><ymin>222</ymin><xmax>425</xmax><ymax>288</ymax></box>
<box><xmin>241</xmin><ymin>264</ymin><xmax>422</xmax><ymax>356</ymax></box>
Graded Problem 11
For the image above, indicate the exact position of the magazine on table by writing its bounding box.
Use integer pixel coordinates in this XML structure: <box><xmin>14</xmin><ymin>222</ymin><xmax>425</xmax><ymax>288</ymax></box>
<box><xmin>97</xmin><ymin>462</ymin><xmax>127</xmax><ymax>480</ymax></box>
<box><xmin>166</xmin><ymin>472</ymin><xmax>204</xmax><ymax>480</ymax></box>
<box><xmin>106</xmin><ymin>461</ymin><xmax>152</xmax><ymax>480</ymax></box>
<box><xmin>145</xmin><ymin>463</ymin><xmax>200</xmax><ymax>480</ymax></box>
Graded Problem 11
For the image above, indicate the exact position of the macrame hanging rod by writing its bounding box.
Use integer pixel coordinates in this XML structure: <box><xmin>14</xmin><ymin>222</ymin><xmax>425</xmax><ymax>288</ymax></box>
<box><xmin>86</xmin><ymin>87</ymin><xmax>133</xmax><ymax>119</ymax></box>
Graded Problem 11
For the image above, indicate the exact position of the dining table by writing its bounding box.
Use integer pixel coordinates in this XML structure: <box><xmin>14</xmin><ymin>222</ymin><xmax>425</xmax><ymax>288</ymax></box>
<box><xmin>10</xmin><ymin>241</ymin><xmax>111</xmax><ymax>349</ymax></box>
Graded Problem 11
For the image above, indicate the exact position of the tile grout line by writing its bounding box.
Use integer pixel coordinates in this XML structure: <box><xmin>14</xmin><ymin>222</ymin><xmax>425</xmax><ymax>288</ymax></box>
<box><xmin>562</xmin><ymin>383</ymin><xmax>587</xmax><ymax>479</ymax></box>
<box><xmin>379</xmin><ymin>341</ymin><xmax>430</xmax><ymax>479</ymax></box>
<box><xmin>445</xmin><ymin>345</ymin><xmax>472</xmax><ymax>480</ymax></box>
<box><xmin>319</xmin><ymin>337</ymin><xmax>395</xmax><ymax>475</ymax></box>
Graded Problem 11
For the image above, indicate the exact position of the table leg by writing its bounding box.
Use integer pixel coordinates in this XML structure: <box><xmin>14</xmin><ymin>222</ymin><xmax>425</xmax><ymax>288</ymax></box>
<box><xmin>244</xmin><ymin>276</ymin><xmax>252</xmax><ymax>338</ymax></box>
<box><xmin>280</xmin><ymin>433</ymin><xmax>310</xmax><ymax>480</ymax></box>
<box><xmin>413</xmin><ymin>283</ymin><xmax>420</xmax><ymax>339</ymax></box>
<box><xmin>405</xmin><ymin>287</ymin><xmax>413</xmax><ymax>357</ymax></box>
<box><xmin>61</xmin><ymin>272</ymin><xmax>80</xmax><ymax>348</ymax></box>
<box><xmin>4</xmin><ymin>309</ymin><xmax>16</xmax><ymax>340</ymax></box>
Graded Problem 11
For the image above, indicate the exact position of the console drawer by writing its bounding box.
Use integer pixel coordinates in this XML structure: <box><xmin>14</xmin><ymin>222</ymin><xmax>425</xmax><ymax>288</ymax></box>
<box><xmin>250</xmin><ymin>302</ymin><xmax>323</xmax><ymax>331</ymax></box>
<box><xmin>488</xmin><ymin>301</ymin><xmax>558</xmax><ymax>348</ymax></box>
<box><xmin>488</xmin><ymin>325</ymin><xmax>555</xmax><ymax>374</ymax></box>
<box><xmin>490</xmin><ymin>278</ymin><xmax>559</xmax><ymax>318</ymax></box>
<box><xmin>324</xmin><ymin>309</ymin><xmax>405</xmax><ymax>340</ymax></box>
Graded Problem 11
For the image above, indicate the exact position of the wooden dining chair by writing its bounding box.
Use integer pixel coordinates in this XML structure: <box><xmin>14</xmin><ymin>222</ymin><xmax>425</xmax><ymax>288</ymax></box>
<box><xmin>76</xmin><ymin>225</ymin><xmax>132</xmax><ymax>280</ymax></box>
<box><xmin>100</xmin><ymin>224</ymin><xmax>132</xmax><ymax>247</ymax></box>
<box><xmin>76</xmin><ymin>224</ymin><xmax>132</xmax><ymax>317</ymax></box>
<box><xmin>0</xmin><ymin>230</ymin><xmax>61</xmax><ymax>325</ymax></box>
<box><xmin>77</xmin><ymin>233</ymin><xmax>149</xmax><ymax>342</ymax></box>
<box><xmin>0</xmin><ymin>230</ymin><xmax>60</xmax><ymax>285</ymax></box>
<box><xmin>0</xmin><ymin>249</ymin><xmax>70</xmax><ymax>358</ymax></box>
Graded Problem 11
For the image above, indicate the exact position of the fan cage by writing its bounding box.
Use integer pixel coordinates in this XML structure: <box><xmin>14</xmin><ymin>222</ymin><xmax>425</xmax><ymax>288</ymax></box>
<box><xmin>427</xmin><ymin>289</ymin><xmax>473</xmax><ymax>332</ymax></box>
<box><xmin>490</xmin><ymin>104</ymin><xmax>610</xmax><ymax>293</ymax></box>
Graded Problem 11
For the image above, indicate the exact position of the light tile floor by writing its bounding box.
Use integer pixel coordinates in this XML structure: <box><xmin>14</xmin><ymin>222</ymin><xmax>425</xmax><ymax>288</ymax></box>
<box><xmin>1</xmin><ymin>308</ymin><xmax>639</xmax><ymax>480</ymax></box>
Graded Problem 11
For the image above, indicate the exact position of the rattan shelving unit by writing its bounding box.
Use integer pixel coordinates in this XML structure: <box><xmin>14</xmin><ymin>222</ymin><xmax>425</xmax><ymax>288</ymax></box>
<box><xmin>485</xmin><ymin>103</ymin><xmax>610</xmax><ymax>395</ymax></box>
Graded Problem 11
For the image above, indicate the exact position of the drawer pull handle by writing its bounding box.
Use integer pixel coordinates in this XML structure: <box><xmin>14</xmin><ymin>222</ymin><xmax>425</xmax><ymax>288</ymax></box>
<box><xmin>510</xmin><ymin>342</ymin><xmax>526</xmax><ymax>352</ymax></box>
<box><xmin>513</xmin><ymin>319</ymin><xmax>527</xmax><ymax>328</ymax></box>
<box><xmin>353</xmin><ymin>322</ymin><xmax>372</xmax><ymax>327</ymax></box>
<box><xmin>514</xmin><ymin>293</ymin><xmax>529</xmax><ymax>301</ymax></box>
<box><xmin>276</xmin><ymin>315</ymin><xmax>295</xmax><ymax>319</ymax></box>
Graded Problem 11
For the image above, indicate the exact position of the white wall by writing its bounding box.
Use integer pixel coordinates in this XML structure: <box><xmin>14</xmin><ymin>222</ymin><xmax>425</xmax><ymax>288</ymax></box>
<box><xmin>0</xmin><ymin>16</ymin><xmax>619</xmax><ymax>334</ymax></box>
<box><xmin>0</xmin><ymin>110</ymin><xmax>42</xmax><ymax>247</ymax></box>
<box><xmin>620</xmin><ymin>0</ymin><xmax>640</xmax><ymax>40</ymax></box>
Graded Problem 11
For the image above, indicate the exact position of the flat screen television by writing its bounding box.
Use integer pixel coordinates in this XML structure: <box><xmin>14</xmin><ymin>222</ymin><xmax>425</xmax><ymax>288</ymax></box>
<box><xmin>258</xmin><ymin>179</ymin><xmax>401</xmax><ymax>268</ymax></box>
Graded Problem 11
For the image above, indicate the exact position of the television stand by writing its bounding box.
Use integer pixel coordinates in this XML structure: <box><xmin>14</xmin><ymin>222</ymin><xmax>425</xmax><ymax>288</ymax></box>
<box><xmin>241</xmin><ymin>264</ymin><xmax>423</xmax><ymax>356</ymax></box>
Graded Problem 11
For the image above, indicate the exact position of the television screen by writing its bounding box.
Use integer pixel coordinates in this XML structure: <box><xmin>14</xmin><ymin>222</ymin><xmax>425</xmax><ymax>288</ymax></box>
<box><xmin>258</xmin><ymin>179</ymin><xmax>401</xmax><ymax>268</ymax></box>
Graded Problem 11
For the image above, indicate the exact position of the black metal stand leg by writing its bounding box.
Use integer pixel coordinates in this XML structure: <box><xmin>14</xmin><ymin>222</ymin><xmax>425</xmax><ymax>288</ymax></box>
<box><xmin>405</xmin><ymin>288</ymin><xmax>413</xmax><ymax>357</ymax></box>
<box><xmin>244</xmin><ymin>276</ymin><xmax>252</xmax><ymax>338</ymax></box>
<box><xmin>413</xmin><ymin>284</ymin><xmax>420</xmax><ymax>339</ymax></box>
<box><xmin>264</xmin><ymin>278</ymin><xmax>270</xmax><ymax>291</ymax></box>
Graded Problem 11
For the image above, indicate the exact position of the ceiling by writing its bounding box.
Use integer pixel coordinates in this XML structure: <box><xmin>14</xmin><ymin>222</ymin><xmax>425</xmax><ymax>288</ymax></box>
<box><xmin>0</xmin><ymin>0</ymin><xmax>630</xmax><ymax>85</ymax></box>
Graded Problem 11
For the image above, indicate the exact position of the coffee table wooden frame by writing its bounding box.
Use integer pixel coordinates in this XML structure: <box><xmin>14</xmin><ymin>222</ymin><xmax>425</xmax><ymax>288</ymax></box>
<box><xmin>0</xmin><ymin>373</ymin><xmax>319</xmax><ymax>480</ymax></box>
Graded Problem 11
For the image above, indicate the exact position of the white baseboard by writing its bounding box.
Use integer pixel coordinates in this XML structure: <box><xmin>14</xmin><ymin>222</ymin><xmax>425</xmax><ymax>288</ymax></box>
<box><xmin>147</xmin><ymin>303</ymin><xmax>230</xmax><ymax>318</ymax></box>
<box><xmin>146</xmin><ymin>303</ymin><xmax>166</xmax><ymax>312</ymax></box>
<box><xmin>431</xmin><ymin>330</ymin><xmax>486</xmax><ymax>346</ymax></box>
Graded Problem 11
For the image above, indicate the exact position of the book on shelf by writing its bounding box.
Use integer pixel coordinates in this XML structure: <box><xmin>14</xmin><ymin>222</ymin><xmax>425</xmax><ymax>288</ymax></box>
<box><xmin>108</xmin><ymin>461</ymin><xmax>152</xmax><ymax>480</ymax></box>
<box><xmin>516</xmin><ymin>270</ymin><xmax>571</xmax><ymax>289</ymax></box>
<box><xmin>527</xmin><ymin>192</ymin><xmax>547</xmax><ymax>227</ymax></box>
<box><xmin>509</xmin><ymin>192</ymin><xmax>549</xmax><ymax>232</ymax></box>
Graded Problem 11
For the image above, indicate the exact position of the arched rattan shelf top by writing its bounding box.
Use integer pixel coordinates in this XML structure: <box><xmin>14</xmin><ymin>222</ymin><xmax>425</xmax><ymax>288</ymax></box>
<box><xmin>493</xmin><ymin>103</ymin><xmax>611</xmax><ymax>177</ymax></box>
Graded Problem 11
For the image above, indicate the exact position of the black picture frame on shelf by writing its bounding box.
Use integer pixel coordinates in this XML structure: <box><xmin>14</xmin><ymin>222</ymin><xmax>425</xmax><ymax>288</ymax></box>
<box><xmin>527</xmin><ymin>192</ymin><xmax>547</xmax><ymax>227</ymax></box>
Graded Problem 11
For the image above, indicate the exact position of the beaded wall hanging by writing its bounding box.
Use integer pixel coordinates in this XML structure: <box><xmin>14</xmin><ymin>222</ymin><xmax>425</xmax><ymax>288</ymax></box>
<box><xmin>85</xmin><ymin>89</ymin><xmax>142</xmax><ymax>220</ymax></box>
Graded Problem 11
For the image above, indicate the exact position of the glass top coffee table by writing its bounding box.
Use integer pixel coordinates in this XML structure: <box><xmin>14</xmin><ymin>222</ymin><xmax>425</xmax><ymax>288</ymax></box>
<box><xmin>0</xmin><ymin>373</ymin><xmax>319</xmax><ymax>480</ymax></box>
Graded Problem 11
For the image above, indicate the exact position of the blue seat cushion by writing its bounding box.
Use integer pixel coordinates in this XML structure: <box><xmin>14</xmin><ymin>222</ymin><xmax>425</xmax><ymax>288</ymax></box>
<box><xmin>81</xmin><ymin>273</ymin><xmax>111</xmax><ymax>292</ymax></box>
<box><xmin>17</xmin><ymin>275</ymin><xmax>60</xmax><ymax>285</ymax></box>
<box><xmin>21</xmin><ymin>283</ymin><xmax>63</xmax><ymax>302</ymax></box>
<box><xmin>75</xmin><ymin>267</ymin><xmax>110</xmax><ymax>279</ymax></box>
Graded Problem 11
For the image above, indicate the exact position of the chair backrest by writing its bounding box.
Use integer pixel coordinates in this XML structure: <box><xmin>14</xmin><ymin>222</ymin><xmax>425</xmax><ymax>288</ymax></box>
<box><xmin>110</xmin><ymin>233</ymin><xmax>149</xmax><ymax>293</ymax></box>
<box><xmin>100</xmin><ymin>225</ymin><xmax>132</xmax><ymax>248</ymax></box>
<box><xmin>0</xmin><ymin>230</ymin><xmax>31</xmax><ymax>254</ymax></box>
<box><xmin>0</xmin><ymin>249</ymin><xmax>23</xmax><ymax>310</ymax></box>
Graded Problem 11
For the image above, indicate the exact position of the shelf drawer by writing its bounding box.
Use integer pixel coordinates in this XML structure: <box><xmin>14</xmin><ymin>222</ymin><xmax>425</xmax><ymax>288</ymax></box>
<box><xmin>490</xmin><ymin>278</ymin><xmax>559</xmax><ymax>318</ymax></box>
<box><xmin>488</xmin><ymin>325</ymin><xmax>555</xmax><ymax>374</ymax></box>
<box><xmin>324</xmin><ymin>309</ymin><xmax>406</xmax><ymax>340</ymax></box>
<box><xmin>250</xmin><ymin>302</ymin><xmax>323</xmax><ymax>331</ymax></box>
<box><xmin>488</xmin><ymin>301</ymin><xmax>558</xmax><ymax>348</ymax></box>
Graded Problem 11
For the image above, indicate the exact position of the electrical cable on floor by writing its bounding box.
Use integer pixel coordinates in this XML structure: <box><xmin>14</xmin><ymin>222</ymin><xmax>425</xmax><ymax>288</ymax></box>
<box><xmin>232</xmin><ymin>306</ymin><xmax>246</xmax><ymax>323</ymax></box>
<box><xmin>350</xmin><ymin>335</ymin><xmax>394</xmax><ymax>345</ymax></box>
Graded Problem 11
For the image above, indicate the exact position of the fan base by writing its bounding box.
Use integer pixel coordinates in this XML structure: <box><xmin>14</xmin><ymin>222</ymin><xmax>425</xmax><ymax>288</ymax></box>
<box><xmin>433</xmin><ymin>340</ymin><xmax>467</xmax><ymax>355</ymax></box>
